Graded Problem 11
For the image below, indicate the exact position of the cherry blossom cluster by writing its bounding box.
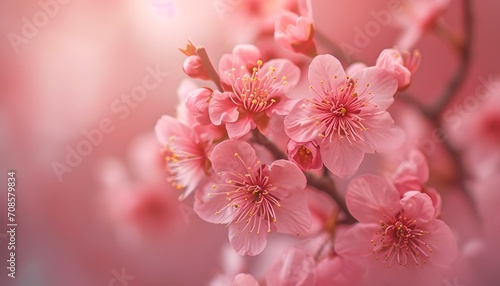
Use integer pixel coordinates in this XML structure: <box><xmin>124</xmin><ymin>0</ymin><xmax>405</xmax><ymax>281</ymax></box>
<box><xmin>145</xmin><ymin>0</ymin><xmax>498</xmax><ymax>285</ymax></box>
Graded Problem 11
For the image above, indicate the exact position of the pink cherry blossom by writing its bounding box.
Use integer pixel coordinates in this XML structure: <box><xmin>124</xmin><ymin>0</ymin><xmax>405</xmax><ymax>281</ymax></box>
<box><xmin>376</xmin><ymin>48</ymin><xmax>421</xmax><ymax>90</ymax></box>
<box><xmin>194</xmin><ymin>140</ymin><xmax>311</xmax><ymax>256</ymax></box>
<box><xmin>287</xmin><ymin>139</ymin><xmax>322</xmax><ymax>171</ymax></box>
<box><xmin>154</xmin><ymin>115</ymin><xmax>213</xmax><ymax>200</ymax></box>
<box><xmin>266</xmin><ymin>247</ymin><xmax>316</xmax><ymax>286</ymax></box>
<box><xmin>210</xmin><ymin>52</ymin><xmax>300</xmax><ymax>139</ymax></box>
<box><xmin>275</xmin><ymin>0</ymin><xmax>317</xmax><ymax>57</ymax></box>
<box><xmin>335</xmin><ymin>175</ymin><xmax>457</xmax><ymax>285</ymax></box>
<box><xmin>284</xmin><ymin>54</ymin><xmax>404</xmax><ymax>178</ymax></box>
<box><xmin>315</xmin><ymin>255</ymin><xmax>363</xmax><ymax>286</ymax></box>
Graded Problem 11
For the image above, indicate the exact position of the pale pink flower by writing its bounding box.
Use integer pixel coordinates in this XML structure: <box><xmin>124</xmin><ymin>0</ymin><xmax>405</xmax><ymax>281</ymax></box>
<box><xmin>284</xmin><ymin>54</ymin><xmax>404</xmax><ymax>178</ymax></box>
<box><xmin>335</xmin><ymin>175</ymin><xmax>457</xmax><ymax>285</ymax></box>
<box><xmin>266</xmin><ymin>247</ymin><xmax>315</xmax><ymax>286</ymax></box>
<box><xmin>211</xmin><ymin>51</ymin><xmax>300</xmax><ymax>139</ymax></box>
<box><xmin>376</xmin><ymin>48</ymin><xmax>421</xmax><ymax>90</ymax></box>
<box><xmin>194</xmin><ymin>140</ymin><xmax>311</xmax><ymax>256</ymax></box>
<box><xmin>396</xmin><ymin>0</ymin><xmax>452</xmax><ymax>50</ymax></box>
<box><xmin>182</xmin><ymin>55</ymin><xmax>210</xmax><ymax>80</ymax></box>
<box><xmin>185</xmin><ymin>87</ymin><xmax>214</xmax><ymax>126</ymax></box>
<box><xmin>392</xmin><ymin>150</ymin><xmax>442</xmax><ymax>216</ymax></box>
<box><xmin>233</xmin><ymin>273</ymin><xmax>259</xmax><ymax>286</ymax></box>
<box><xmin>287</xmin><ymin>139</ymin><xmax>322</xmax><ymax>171</ymax></box>
<box><xmin>154</xmin><ymin>115</ymin><xmax>213</xmax><ymax>200</ymax></box>
<box><xmin>275</xmin><ymin>0</ymin><xmax>317</xmax><ymax>57</ymax></box>
<box><xmin>179</xmin><ymin>40</ymin><xmax>210</xmax><ymax>80</ymax></box>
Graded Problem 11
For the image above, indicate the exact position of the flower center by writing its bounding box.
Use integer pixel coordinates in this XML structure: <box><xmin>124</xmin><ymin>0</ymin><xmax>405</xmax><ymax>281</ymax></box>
<box><xmin>227</xmin><ymin>60</ymin><xmax>286</xmax><ymax>114</ymax></box>
<box><xmin>371</xmin><ymin>214</ymin><xmax>432</xmax><ymax>268</ymax></box>
<box><xmin>210</xmin><ymin>153</ymin><xmax>281</xmax><ymax>234</ymax></box>
<box><xmin>310</xmin><ymin>79</ymin><xmax>370</xmax><ymax>143</ymax></box>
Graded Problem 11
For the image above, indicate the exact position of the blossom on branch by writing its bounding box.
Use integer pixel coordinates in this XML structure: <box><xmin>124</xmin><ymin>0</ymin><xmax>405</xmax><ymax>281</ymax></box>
<box><xmin>194</xmin><ymin>140</ymin><xmax>311</xmax><ymax>256</ymax></box>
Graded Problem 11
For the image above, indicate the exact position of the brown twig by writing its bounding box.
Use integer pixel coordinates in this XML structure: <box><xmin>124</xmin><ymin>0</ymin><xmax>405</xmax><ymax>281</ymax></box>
<box><xmin>250</xmin><ymin>129</ymin><xmax>356</xmax><ymax>224</ymax></box>
<box><xmin>196</xmin><ymin>46</ymin><xmax>224</xmax><ymax>92</ymax></box>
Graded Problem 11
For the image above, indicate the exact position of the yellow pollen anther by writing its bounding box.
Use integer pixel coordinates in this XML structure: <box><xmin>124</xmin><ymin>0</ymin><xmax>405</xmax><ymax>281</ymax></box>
<box><xmin>269</xmin><ymin>66</ymin><xmax>276</xmax><ymax>72</ymax></box>
<box><xmin>340</xmin><ymin>107</ymin><xmax>347</xmax><ymax>115</ymax></box>
<box><xmin>212</xmin><ymin>185</ymin><xmax>216</xmax><ymax>188</ymax></box>
<box><xmin>252</xmin><ymin>99</ymin><xmax>258</xmax><ymax>104</ymax></box>
<box><xmin>282</xmin><ymin>76</ymin><xmax>286</xmax><ymax>81</ymax></box>
<box><xmin>257</xmin><ymin>59</ymin><xmax>263</xmax><ymax>66</ymax></box>
<box><xmin>234</xmin><ymin>152</ymin><xmax>239</xmax><ymax>157</ymax></box>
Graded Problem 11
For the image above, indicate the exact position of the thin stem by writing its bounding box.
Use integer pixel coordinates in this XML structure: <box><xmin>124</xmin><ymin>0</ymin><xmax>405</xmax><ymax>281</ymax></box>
<box><xmin>399</xmin><ymin>0</ymin><xmax>479</xmax><ymax>221</ymax></box>
<box><xmin>250</xmin><ymin>129</ymin><xmax>356</xmax><ymax>224</ymax></box>
<box><xmin>430</xmin><ymin>0</ymin><xmax>473</xmax><ymax>118</ymax></box>
<box><xmin>196</xmin><ymin>46</ymin><xmax>224</xmax><ymax>92</ymax></box>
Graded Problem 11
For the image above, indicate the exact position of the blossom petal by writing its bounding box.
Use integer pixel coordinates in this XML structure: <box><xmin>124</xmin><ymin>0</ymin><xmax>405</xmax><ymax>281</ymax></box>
<box><xmin>266</xmin><ymin>248</ymin><xmax>316</xmax><ymax>286</ymax></box>
<box><xmin>263</xmin><ymin>59</ymin><xmax>300</xmax><ymax>94</ymax></box>
<box><xmin>352</xmin><ymin>66</ymin><xmax>398</xmax><ymax>110</ymax></box>
<box><xmin>361</xmin><ymin>111</ymin><xmax>405</xmax><ymax>153</ymax></box>
<box><xmin>267</xmin><ymin>160</ymin><xmax>307</xmax><ymax>199</ymax></box>
<box><xmin>308</xmin><ymin>54</ymin><xmax>346</xmax><ymax>96</ymax></box>
<box><xmin>273</xmin><ymin>189</ymin><xmax>312</xmax><ymax>236</ymax></box>
<box><xmin>423</xmin><ymin>220</ymin><xmax>458</xmax><ymax>265</ymax></box>
<box><xmin>194</xmin><ymin>183</ymin><xmax>237</xmax><ymax>224</ymax></box>
<box><xmin>211</xmin><ymin>140</ymin><xmax>258</xmax><ymax>176</ymax></box>
<box><xmin>320</xmin><ymin>137</ymin><xmax>365</xmax><ymax>178</ymax></box>
<box><xmin>226</xmin><ymin>116</ymin><xmax>254</xmax><ymax>139</ymax></box>
<box><xmin>209</xmin><ymin>91</ymin><xmax>239</xmax><ymax>125</ymax></box>
<box><xmin>346</xmin><ymin>175</ymin><xmax>400</xmax><ymax>223</ymax></box>
<box><xmin>154</xmin><ymin>115</ymin><xmax>196</xmax><ymax>146</ymax></box>
<box><xmin>335</xmin><ymin>223</ymin><xmax>380</xmax><ymax>257</ymax></box>
<box><xmin>284</xmin><ymin>99</ymin><xmax>320</xmax><ymax>142</ymax></box>
<box><xmin>229</xmin><ymin>224</ymin><xmax>268</xmax><ymax>256</ymax></box>
<box><xmin>400</xmin><ymin>191</ymin><xmax>435</xmax><ymax>223</ymax></box>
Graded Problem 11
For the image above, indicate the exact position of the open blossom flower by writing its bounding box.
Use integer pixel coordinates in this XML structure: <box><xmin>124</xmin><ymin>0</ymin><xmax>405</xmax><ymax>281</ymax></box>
<box><xmin>210</xmin><ymin>46</ymin><xmax>300</xmax><ymax>139</ymax></box>
<box><xmin>284</xmin><ymin>54</ymin><xmax>404</xmax><ymax>178</ymax></box>
<box><xmin>376</xmin><ymin>48</ymin><xmax>421</xmax><ymax>90</ymax></box>
<box><xmin>275</xmin><ymin>0</ymin><xmax>317</xmax><ymax>57</ymax></box>
<box><xmin>155</xmin><ymin>115</ymin><xmax>213</xmax><ymax>200</ymax></box>
<box><xmin>335</xmin><ymin>175</ymin><xmax>457</xmax><ymax>285</ymax></box>
<box><xmin>194</xmin><ymin>140</ymin><xmax>311</xmax><ymax>256</ymax></box>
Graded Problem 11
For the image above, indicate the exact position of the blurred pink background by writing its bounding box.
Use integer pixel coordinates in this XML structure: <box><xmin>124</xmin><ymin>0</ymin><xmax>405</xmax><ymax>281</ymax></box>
<box><xmin>1</xmin><ymin>0</ymin><xmax>499</xmax><ymax>285</ymax></box>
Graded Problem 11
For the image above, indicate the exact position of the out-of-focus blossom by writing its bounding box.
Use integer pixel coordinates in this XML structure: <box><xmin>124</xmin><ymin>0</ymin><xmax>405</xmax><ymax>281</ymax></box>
<box><xmin>315</xmin><ymin>255</ymin><xmax>363</xmax><ymax>286</ymax></box>
<box><xmin>285</xmin><ymin>54</ymin><xmax>404</xmax><ymax>178</ymax></box>
<box><xmin>194</xmin><ymin>140</ymin><xmax>311</xmax><ymax>255</ymax></box>
<box><xmin>233</xmin><ymin>273</ymin><xmax>260</xmax><ymax>286</ymax></box>
<box><xmin>287</xmin><ymin>139</ymin><xmax>322</xmax><ymax>171</ymax></box>
<box><xmin>211</xmin><ymin>47</ymin><xmax>300</xmax><ymax>139</ymax></box>
<box><xmin>209</xmin><ymin>244</ymin><xmax>246</xmax><ymax>286</ymax></box>
<box><xmin>336</xmin><ymin>175</ymin><xmax>457</xmax><ymax>285</ymax></box>
<box><xmin>395</xmin><ymin>0</ymin><xmax>452</xmax><ymax>50</ymax></box>
<box><xmin>446</xmin><ymin>81</ymin><xmax>500</xmax><ymax>179</ymax></box>
<box><xmin>376</xmin><ymin>48</ymin><xmax>421</xmax><ymax>90</ymax></box>
<box><xmin>265</xmin><ymin>247</ymin><xmax>316</xmax><ymax>286</ymax></box>
<box><xmin>275</xmin><ymin>0</ymin><xmax>317</xmax><ymax>57</ymax></box>
<box><xmin>155</xmin><ymin>115</ymin><xmax>213</xmax><ymax>200</ymax></box>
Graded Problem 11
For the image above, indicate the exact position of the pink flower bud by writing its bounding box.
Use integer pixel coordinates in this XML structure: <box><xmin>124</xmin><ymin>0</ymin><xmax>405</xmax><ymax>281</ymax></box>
<box><xmin>376</xmin><ymin>48</ymin><xmax>421</xmax><ymax>90</ymax></box>
<box><xmin>182</xmin><ymin>55</ymin><xmax>210</xmax><ymax>80</ymax></box>
<box><xmin>288</xmin><ymin>140</ymin><xmax>322</xmax><ymax>171</ymax></box>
